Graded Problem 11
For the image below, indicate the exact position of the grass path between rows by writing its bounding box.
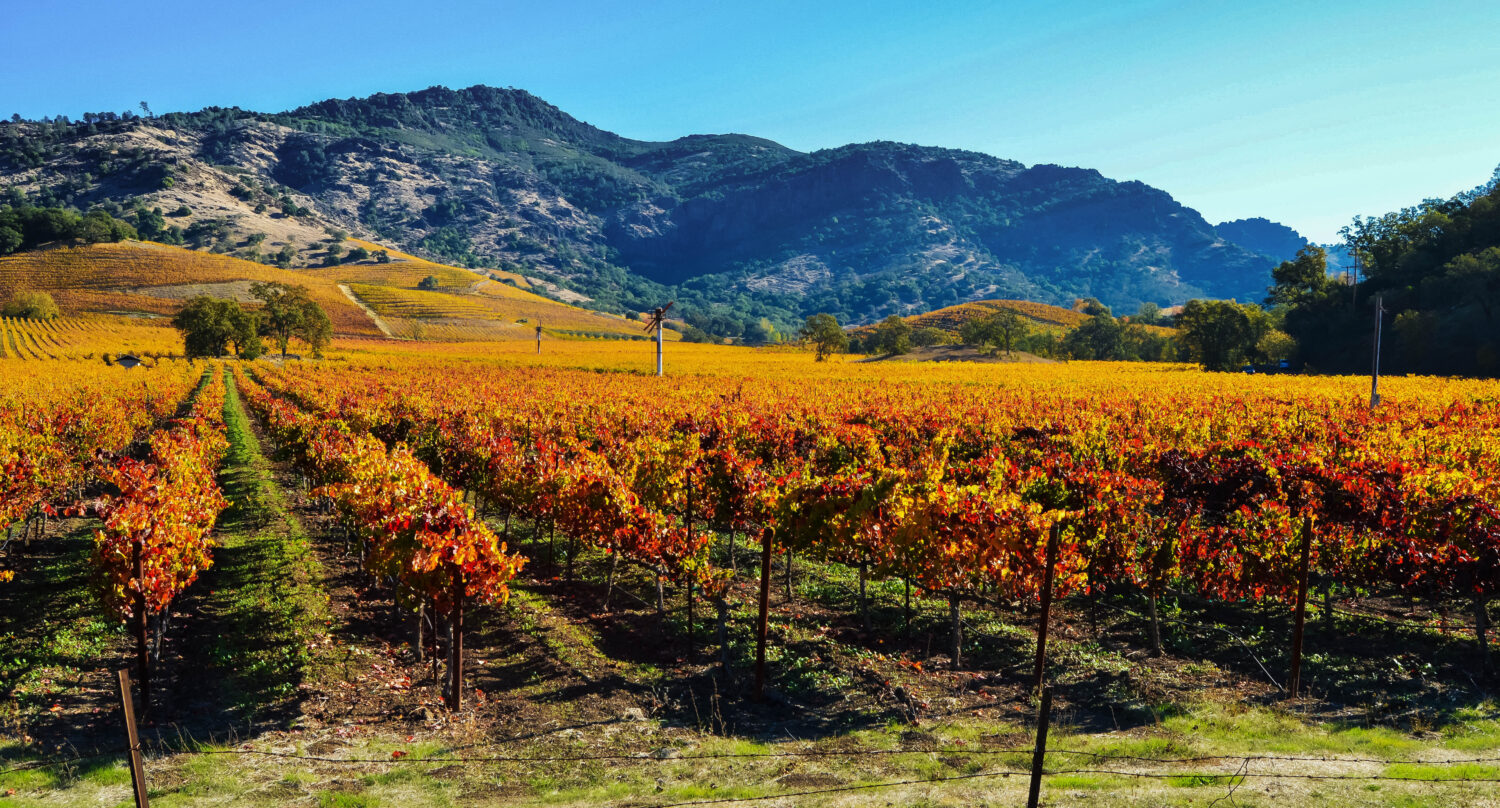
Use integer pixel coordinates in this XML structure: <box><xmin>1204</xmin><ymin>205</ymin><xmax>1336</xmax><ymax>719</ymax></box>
<box><xmin>170</xmin><ymin>369</ymin><xmax>333</xmax><ymax>721</ymax></box>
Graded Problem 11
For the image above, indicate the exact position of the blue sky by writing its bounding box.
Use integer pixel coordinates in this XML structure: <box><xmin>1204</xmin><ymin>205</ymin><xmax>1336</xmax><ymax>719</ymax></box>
<box><xmin>3</xmin><ymin>0</ymin><xmax>1497</xmax><ymax>242</ymax></box>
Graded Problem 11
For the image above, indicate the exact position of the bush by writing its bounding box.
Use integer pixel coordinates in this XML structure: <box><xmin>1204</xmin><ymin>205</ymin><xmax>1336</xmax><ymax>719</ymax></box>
<box><xmin>2</xmin><ymin>290</ymin><xmax>60</xmax><ymax>319</ymax></box>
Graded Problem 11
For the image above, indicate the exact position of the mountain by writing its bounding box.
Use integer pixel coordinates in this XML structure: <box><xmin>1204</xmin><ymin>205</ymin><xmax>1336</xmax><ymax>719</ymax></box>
<box><xmin>1214</xmin><ymin>218</ymin><xmax>1309</xmax><ymax>264</ymax></box>
<box><xmin>0</xmin><ymin>85</ymin><xmax>1282</xmax><ymax>330</ymax></box>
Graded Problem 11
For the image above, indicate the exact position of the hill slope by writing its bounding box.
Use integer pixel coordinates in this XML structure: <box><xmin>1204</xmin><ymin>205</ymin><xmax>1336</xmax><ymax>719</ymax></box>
<box><xmin>0</xmin><ymin>240</ymin><xmax>655</xmax><ymax>342</ymax></box>
<box><xmin>1</xmin><ymin>85</ymin><xmax>1286</xmax><ymax>328</ymax></box>
<box><xmin>1215</xmin><ymin>218</ymin><xmax>1309</xmax><ymax>264</ymax></box>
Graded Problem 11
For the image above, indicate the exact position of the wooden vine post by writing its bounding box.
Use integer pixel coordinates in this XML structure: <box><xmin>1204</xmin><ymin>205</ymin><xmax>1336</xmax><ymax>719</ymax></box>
<box><xmin>1026</xmin><ymin>686</ymin><xmax>1053</xmax><ymax>808</ymax></box>
<box><xmin>116</xmin><ymin>668</ymin><xmax>150</xmax><ymax>808</ymax></box>
<box><xmin>686</xmin><ymin>466</ymin><xmax>694</xmax><ymax>658</ymax></box>
<box><xmin>446</xmin><ymin>569</ymin><xmax>465</xmax><ymax>711</ymax></box>
<box><xmin>132</xmin><ymin>538</ymin><xmax>151</xmax><ymax>713</ymax></box>
<box><xmin>754</xmin><ymin>526</ymin><xmax>774</xmax><ymax>701</ymax></box>
<box><xmin>1031</xmin><ymin>522</ymin><xmax>1061</xmax><ymax>693</ymax></box>
<box><xmin>1288</xmin><ymin>515</ymin><xmax>1313</xmax><ymax>698</ymax></box>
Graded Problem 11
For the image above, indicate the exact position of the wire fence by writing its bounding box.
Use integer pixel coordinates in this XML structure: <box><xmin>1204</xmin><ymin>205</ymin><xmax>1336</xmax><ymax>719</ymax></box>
<box><xmin>8</xmin><ymin>743</ymin><xmax>1500</xmax><ymax>781</ymax></box>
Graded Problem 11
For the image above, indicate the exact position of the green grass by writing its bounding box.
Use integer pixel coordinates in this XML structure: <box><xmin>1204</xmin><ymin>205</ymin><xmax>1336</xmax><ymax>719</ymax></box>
<box><xmin>181</xmin><ymin>370</ymin><xmax>331</xmax><ymax>716</ymax></box>
<box><xmin>1384</xmin><ymin>762</ymin><xmax>1500</xmax><ymax>780</ymax></box>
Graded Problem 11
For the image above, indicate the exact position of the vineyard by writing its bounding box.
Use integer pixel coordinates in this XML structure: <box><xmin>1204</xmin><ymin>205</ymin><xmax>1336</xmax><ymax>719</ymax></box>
<box><xmin>0</xmin><ymin>242</ymin><xmax>379</xmax><ymax>336</ymax></box>
<box><xmin>343</xmin><ymin>281</ymin><xmax>659</xmax><ymax>342</ymax></box>
<box><xmin>2</xmin><ymin>352</ymin><xmax>1500</xmax><ymax>806</ymax></box>
<box><xmin>0</xmin><ymin>316</ymin><xmax>181</xmax><ymax>360</ymax></box>
<box><xmin>0</xmin><ymin>240</ymin><xmax>664</xmax><ymax>347</ymax></box>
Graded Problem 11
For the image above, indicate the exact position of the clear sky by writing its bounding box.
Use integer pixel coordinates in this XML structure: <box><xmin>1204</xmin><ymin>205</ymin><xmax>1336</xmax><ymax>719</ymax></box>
<box><xmin>3</xmin><ymin>0</ymin><xmax>1497</xmax><ymax>242</ymax></box>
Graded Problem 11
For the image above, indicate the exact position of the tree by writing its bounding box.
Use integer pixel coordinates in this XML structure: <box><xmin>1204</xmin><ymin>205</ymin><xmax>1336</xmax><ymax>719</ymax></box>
<box><xmin>1077</xmin><ymin>298</ymin><xmax>1111</xmax><ymax>317</ymax></box>
<box><xmin>1177</xmin><ymin>300</ymin><xmax>1268</xmax><ymax>371</ymax></box>
<box><xmin>800</xmin><ymin>313</ymin><xmax>848</xmax><ymax>361</ymax></box>
<box><xmin>346</xmin><ymin>246</ymin><xmax>370</xmax><ymax>263</ymax></box>
<box><xmin>274</xmin><ymin>244</ymin><xmax>297</xmax><ymax>268</ymax></box>
<box><xmin>1439</xmin><ymin>247</ymin><xmax>1500</xmax><ymax>322</ymax></box>
<box><xmin>250</xmin><ymin>282</ymin><xmax>332</xmax><ymax>358</ymax></box>
<box><xmin>2</xmin><ymin>290</ymin><xmax>60</xmax><ymax>319</ymax></box>
<box><xmin>1134</xmin><ymin>301</ymin><xmax>1162</xmax><ymax>326</ymax></box>
<box><xmin>1256</xmin><ymin>329</ymin><xmax>1297</xmax><ymax>363</ymax></box>
<box><xmin>959</xmin><ymin>309</ymin><xmax>1029</xmax><ymax>355</ymax></box>
<box><xmin>911</xmin><ymin>326</ymin><xmax>948</xmax><ymax>347</ymax></box>
<box><xmin>1269</xmin><ymin>245</ymin><xmax>1333</xmax><ymax>307</ymax></box>
<box><xmin>418</xmin><ymin>275</ymin><xmax>440</xmax><ymax>291</ymax></box>
<box><xmin>324</xmin><ymin>243</ymin><xmax>344</xmax><ymax>266</ymax></box>
<box><xmin>991</xmin><ymin>310</ymin><xmax>1028</xmax><ymax>356</ymax></box>
<box><xmin>743</xmin><ymin>317</ymin><xmax>777</xmax><ymax>345</ymax></box>
<box><xmin>173</xmin><ymin>296</ymin><xmax>252</xmax><ymax>358</ymax></box>
<box><xmin>1064</xmin><ymin>313</ymin><xmax>1126</xmax><ymax>360</ymax></box>
<box><xmin>374</xmin><ymin>249</ymin><xmax>391</xmax><ymax>263</ymax></box>
<box><xmin>228</xmin><ymin>306</ymin><xmax>264</xmax><ymax>359</ymax></box>
<box><xmin>870</xmin><ymin>315</ymin><xmax>912</xmax><ymax>355</ymax></box>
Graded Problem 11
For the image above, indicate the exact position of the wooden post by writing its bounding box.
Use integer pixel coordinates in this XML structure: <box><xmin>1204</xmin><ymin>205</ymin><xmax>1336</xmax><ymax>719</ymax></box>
<box><xmin>446</xmin><ymin>570</ymin><xmax>464</xmax><ymax>711</ymax></box>
<box><xmin>686</xmin><ymin>466</ymin><xmax>694</xmax><ymax>658</ymax></box>
<box><xmin>784</xmin><ymin>547</ymin><xmax>793</xmax><ymax>603</ymax></box>
<box><xmin>1147</xmin><ymin>592</ymin><xmax>1163</xmax><ymax>657</ymax></box>
<box><xmin>132</xmin><ymin>539</ymin><xmax>150</xmax><ymax>714</ymax></box>
<box><xmin>1288</xmin><ymin>516</ymin><xmax>1313</xmax><ymax>698</ymax></box>
<box><xmin>1475</xmin><ymin>594</ymin><xmax>1491</xmax><ymax>670</ymax></box>
<box><xmin>1032</xmin><ymin>523</ymin><xmax>1060</xmax><ymax>694</ymax></box>
<box><xmin>415</xmin><ymin>602</ymin><xmax>426</xmax><ymax>664</ymax></box>
<box><xmin>535</xmin><ymin>325</ymin><xmax>542</xmax><ymax>355</ymax></box>
<box><xmin>903</xmin><ymin>577</ymin><xmax>912</xmax><ymax>643</ymax></box>
<box><xmin>754</xmin><ymin>526</ymin><xmax>773</xmax><ymax>701</ymax></box>
<box><xmin>116</xmin><ymin>668</ymin><xmax>150</xmax><ymax>808</ymax></box>
<box><xmin>604</xmin><ymin>553</ymin><xmax>618</xmax><ymax>609</ymax></box>
<box><xmin>1026</xmin><ymin>686</ymin><xmax>1053</xmax><ymax>808</ymax></box>
<box><xmin>858</xmin><ymin>560</ymin><xmax>870</xmax><ymax>632</ymax></box>
<box><xmin>949</xmin><ymin>591</ymin><xmax>962</xmax><ymax>671</ymax></box>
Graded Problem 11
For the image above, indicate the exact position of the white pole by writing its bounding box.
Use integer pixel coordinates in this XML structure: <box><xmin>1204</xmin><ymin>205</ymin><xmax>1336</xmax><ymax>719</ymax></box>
<box><xmin>656</xmin><ymin>317</ymin><xmax>664</xmax><ymax>376</ymax></box>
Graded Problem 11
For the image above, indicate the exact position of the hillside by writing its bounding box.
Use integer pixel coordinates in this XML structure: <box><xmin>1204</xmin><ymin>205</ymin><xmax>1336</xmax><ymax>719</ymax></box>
<box><xmin>850</xmin><ymin>299</ymin><xmax>1090</xmax><ymax>342</ymax></box>
<box><xmin>1215</xmin><ymin>217</ymin><xmax>1309</xmax><ymax>264</ymax></box>
<box><xmin>0</xmin><ymin>241</ymin><xmax>380</xmax><ymax>335</ymax></box>
<box><xmin>0</xmin><ymin>240</ymin><xmax>657</xmax><ymax>343</ymax></box>
<box><xmin>1</xmin><ymin>86</ymin><xmax>1288</xmax><ymax>332</ymax></box>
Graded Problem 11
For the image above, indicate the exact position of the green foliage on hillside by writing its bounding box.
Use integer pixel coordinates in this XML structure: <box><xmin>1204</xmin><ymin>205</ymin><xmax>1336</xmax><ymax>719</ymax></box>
<box><xmin>0</xmin><ymin>203</ymin><xmax>136</xmax><ymax>255</ymax></box>
<box><xmin>1274</xmin><ymin>169</ymin><xmax>1500</xmax><ymax>376</ymax></box>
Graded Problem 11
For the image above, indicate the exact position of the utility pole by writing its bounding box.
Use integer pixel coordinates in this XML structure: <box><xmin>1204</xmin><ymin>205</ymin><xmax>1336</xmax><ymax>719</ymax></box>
<box><xmin>1348</xmin><ymin>248</ymin><xmax>1361</xmax><ymax>309</ymax></box>
<box><xmin>535</xmin><ymin>325</ymin><xmax>542</xmax><ymax>355</ymax></box>
<box><xmin>1369</xmin><ymin>294</ymin><xmax>1385</xmax><ymax>408</ymax></box>
<box><xmin>643</xmin><ymin>302</ymin><xmax>674</xmax><ymax>377</ymax></box>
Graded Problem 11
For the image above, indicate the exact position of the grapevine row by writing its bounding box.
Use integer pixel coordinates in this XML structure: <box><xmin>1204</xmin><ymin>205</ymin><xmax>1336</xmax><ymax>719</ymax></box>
<box><xmin>0</xmin><ymin>360</ymin><xmax>200</xmax><ymax>581</ymax></box>
<box><xmin>234</xmin><ymin>368</ymin><xmax>524</xmax><ymax>709</ymax></box>
<box><xmin>87</xmin><ymin>365</ymin><xmax>231</xmax><ymax>707</ymax></box>
<box><xmin>254</xmin><ymin>360</ymin><xmax>1500</xmax><ymax>682</ymax></box>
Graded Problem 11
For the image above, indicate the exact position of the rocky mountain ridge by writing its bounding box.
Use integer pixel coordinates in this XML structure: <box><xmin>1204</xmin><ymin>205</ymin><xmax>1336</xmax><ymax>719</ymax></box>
<box><xmin>1</xmin><ymin>85</ymin><xmax>1289</xmax><ymax>329</ymax></box>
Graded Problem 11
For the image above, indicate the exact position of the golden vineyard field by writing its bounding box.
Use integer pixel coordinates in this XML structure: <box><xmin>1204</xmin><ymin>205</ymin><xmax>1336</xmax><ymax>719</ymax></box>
<box><xmin>0</xmin><ymin>241</ymin><xmax>380</xmax><ymax>336</ymax></box>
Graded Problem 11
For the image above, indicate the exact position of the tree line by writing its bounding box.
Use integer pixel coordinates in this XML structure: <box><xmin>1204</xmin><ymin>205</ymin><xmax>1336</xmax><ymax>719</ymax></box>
<box><xmin>0</xmin><ymin>203</ymin><xmax>137</xmax><ymax>256</ymax></box>
<box><xmin>1272</xmin><ymin>169</ymin><xmax>1500</xmax><ymax>376</ymax></box>
<box><xmin>801</xmin><ymin>300</ymin><xmax>1295</xmax><ymax>372</ymax></box>
<box><xmin>172</xmin><ymin>282</ymin><xmax>331</xmax><ymax>360</ymax></box>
